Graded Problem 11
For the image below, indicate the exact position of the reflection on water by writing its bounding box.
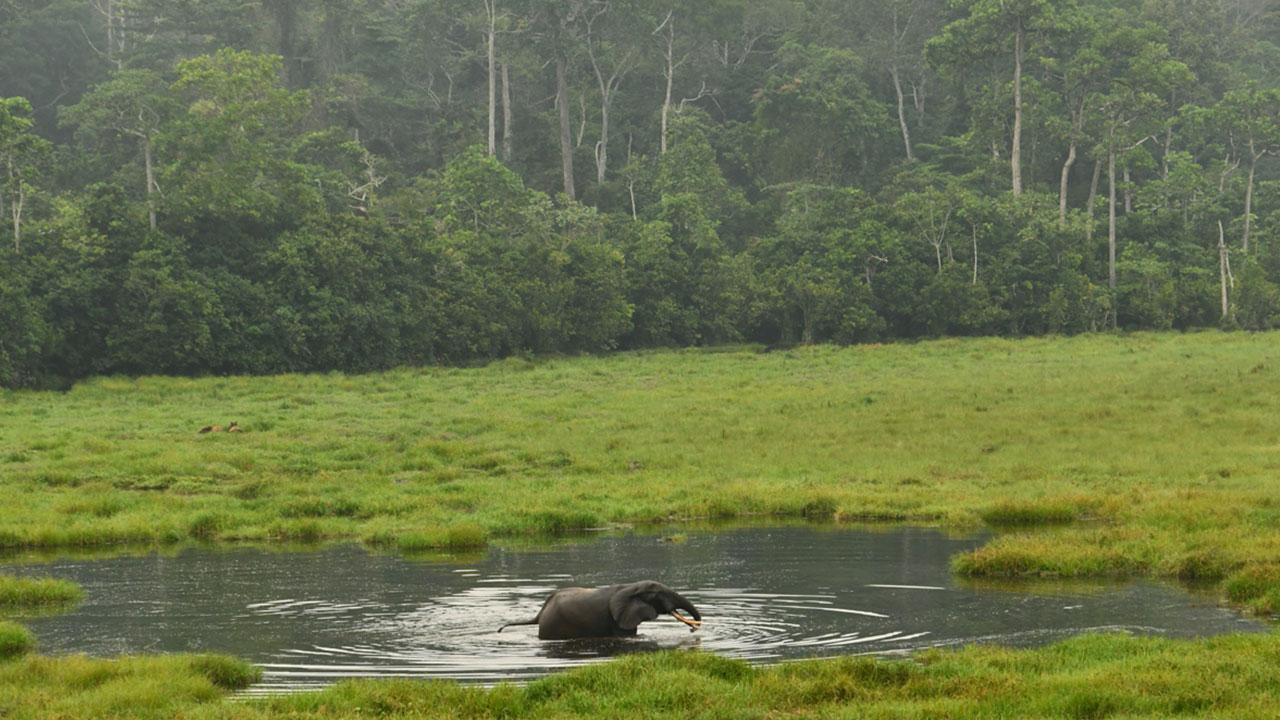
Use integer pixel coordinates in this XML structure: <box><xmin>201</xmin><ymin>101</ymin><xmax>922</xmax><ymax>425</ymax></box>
<box><xmin>11</xmin><ymin>526</ymin><xmax>1263</xmax><ymax>693</ymax></box>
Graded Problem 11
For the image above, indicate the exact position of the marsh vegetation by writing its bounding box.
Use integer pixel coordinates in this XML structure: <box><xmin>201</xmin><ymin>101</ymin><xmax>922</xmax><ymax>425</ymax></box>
<box><xmin>4</xmin><ymin>332</ymin><xmax>1280</xmax><ymax>607</ymax></box>
<box><xmin>2</xmin><ymin>332</ymin><xmax>1280</xmax><ymax>716</ymax></box>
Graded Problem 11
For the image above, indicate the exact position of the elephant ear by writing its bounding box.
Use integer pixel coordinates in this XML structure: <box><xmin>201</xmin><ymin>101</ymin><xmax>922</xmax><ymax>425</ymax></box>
<box><xmin>609</xmin><ymin>587</ymin><xmax>659</xmax><ymax>630</ymax></box>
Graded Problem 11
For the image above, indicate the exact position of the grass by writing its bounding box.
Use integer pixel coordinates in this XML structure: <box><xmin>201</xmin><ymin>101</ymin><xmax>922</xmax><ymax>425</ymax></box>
<box><xmin>0</xmin><ymin>622</ymin><xmax>34</xmax><ymax>660</ymax></box>
<box><xmin>4</xmin><ymin>332</ymin><xmax>1280</xmax><ymax>611</ymax></box>
<box><xmin>0</xmin><ymin>635</ymin><xmax>1279</xmax><ymax>718</ymax></box>
<box><xmin>0</xmin><ymin>576</ymin><xmax>83</xmax><ymax>613</ymax></box>
<box><xmin>0</xmin><ymin>652</ymin><xmax>258</xmax><ymax>719</ymax></box>
<box><xmin>5</xmin><ymin>331</ymin><xmax>1280</xmax><ymax>715</ymax></box>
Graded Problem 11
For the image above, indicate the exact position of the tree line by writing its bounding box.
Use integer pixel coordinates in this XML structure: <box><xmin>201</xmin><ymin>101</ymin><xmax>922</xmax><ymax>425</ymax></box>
<box><xmin>1</xmin><ymin>0</ymin><xmax>1278</xmax><ymax>387</ymax></box>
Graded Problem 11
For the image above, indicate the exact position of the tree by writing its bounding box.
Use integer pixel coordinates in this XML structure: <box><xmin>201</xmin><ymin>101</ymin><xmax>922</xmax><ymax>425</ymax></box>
<box><xmin>1213</xmin><ymin>87</ymin><xmax>1280</xmax><ymax>252</ymax></box>
<box><xmin>930</xmin><ymin>0</ymin><xmax>1065</xmax><ymax>195</ymax></box>
<box><xmin>162</xmin><ymin>50</ymin><xmax>312</xmax><ymax>244</ymax></box>
<box><xmin>753</xmin><ymin>185</ymin><xmax>888</xmax><ymax>344</ymax></box>
<box><xmin>61</xmin><ymin>70</ymin><xmax>174</xmax><ymax>231</ymax></box>
<box><xmin>1087</xmin><ymin>21</ymin><xmax>1192</xmax><ymax>303</ymax></box>
<box><xmin>580</xmin><ymin>0</ymin><xmax>642</xmax><ymax>185</ymax></box>
<box><xmin>0</xmin><ymin>97</ymin><xmax>48</xmax><ymax>253</ymax></box>
<box><xmin>753</xmin><ymin>44</ymin><xmax>888</xmax><ymax>186</ymax></box>
<box><xmin>854</xmin><ymin>0</ymin><xmax>943</xmax><ymax>163</ymax></box>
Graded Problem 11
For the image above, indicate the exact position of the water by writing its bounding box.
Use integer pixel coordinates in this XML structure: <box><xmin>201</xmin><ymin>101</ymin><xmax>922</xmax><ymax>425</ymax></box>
<box><xmin>10</xmin><ymin>526</ymin><xmax>1263</xmax><ymax>693</ymax></box>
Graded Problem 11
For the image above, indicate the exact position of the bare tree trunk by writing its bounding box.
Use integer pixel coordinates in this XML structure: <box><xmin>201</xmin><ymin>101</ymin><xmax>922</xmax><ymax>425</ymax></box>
<box><xmin>1123</xmin><ymin>165</ymin><xmax>1132</xmax><ymax>214</ymax></box>
<box><xmin>11</xmin><ymin>189</ymin><xmax>22</xmax><ymax>254</ymax></box>
<box><xmin>95</xmin><ymin>0</ymin><xmax>125</xmax><ymax>69</ymax></box>
<box><xmin>501</xmin><ymin>62</ymin><xmax>513</xmax><ymax>162</ymax></box>
<box><xmin>144</xmin><ymin>136</ymin><xmax>157</xmax><ymax>231</ymax></box>
<box><xmin>105</xmin><ymin>0</ymin><xmax>117</xmax><ymax>67</ymax></box>
<box><xmin>659</xmin><ymin>12</ymin><xmax>674</xmax><ymax>155</ymax></box>
<box><xmin>7</xmin><ymin>158</ymin><xmax>20</xmax><ymax>253</ymax></box>
<box><xmin>585</xmin><ymin>10</ymin><xmax>634</xmax><ymax>185</ymax></box>
<box><xmin>556</xmin><ymin>59</ymin><xmax>575</xmax><ymax>199</ymax></box>
<box><xmin>1108</xmin><ymin>145</ymin><xmax>1118</xmax><ymax>293</ymax></box>
<box><xmin>972</xmin><ymin>224</ymin><xmax>979</xmax><ymax>285</ymax></box>
<box><xmin>1161</xmin><ymin>125</ymin><xmax>1172</xmax><ymax>181</ymax></box>
<box><xmin>595</xmin><ymin>103</ymin><xmax>610</xmax><ymax>184</ymax></box>
<box><xmin>1086</xmin><ymin>158</ymin><xmax>1101</xmax><ymax>242</ymax></box>
<box><xmin>891</xmin><ymin>64</ymin><xmax>914</xmax><ymax>162</ymax></box>
<box><xmin>485</xmin><ymin>1</ymin><xmax>497</xmax><ymax>156</ymax></box>
<box><xmin>1059</xmin><ymin>140</ymin><xmax>1076</xmax><ymax>229</ymax></box>
<box><xmin>1011</xmin><ymin>19</ymin><xmax>1024</xmax><ymax>196</ymax></box>
<box><xmin>1219</xmin><ymin>220</ymin><xmax>1231</xmax><ymax>320</ymax></box>
<box><xmin>1244</xmin><ymin>152</ymin><xmax>1258</xmax><ymax>253</ymax></box>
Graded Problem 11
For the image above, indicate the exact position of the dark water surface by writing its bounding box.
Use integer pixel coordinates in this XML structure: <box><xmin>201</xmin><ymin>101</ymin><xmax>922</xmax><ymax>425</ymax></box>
<box><xmin>12</xmin><ymin>526</ymin><xmax>1264</xmax><ymax>693</ymax></box>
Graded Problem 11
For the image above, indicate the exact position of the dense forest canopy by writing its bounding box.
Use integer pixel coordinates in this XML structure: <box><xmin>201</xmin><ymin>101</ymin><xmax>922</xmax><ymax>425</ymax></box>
<box><xmin>0</xmin><ymin>0</ymin><xmax>1278</xmax><ymax>386</ymax></box>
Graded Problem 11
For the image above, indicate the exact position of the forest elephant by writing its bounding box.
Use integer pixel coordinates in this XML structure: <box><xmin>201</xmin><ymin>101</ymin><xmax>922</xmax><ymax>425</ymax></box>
<box><xmin>498</xmin><ymin>580</ymin><xmax>702</xmax><ymax>639</ymax></box>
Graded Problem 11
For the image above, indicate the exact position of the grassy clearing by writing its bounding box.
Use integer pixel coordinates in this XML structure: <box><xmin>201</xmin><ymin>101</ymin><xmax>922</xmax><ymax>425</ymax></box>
<box><xmin>0</xmin><ymin>576</ymin><xmax>83</xmax><ymax>613</ymax></box>
<box><xmin>4</xmin><ymin>332</ymin><xmax>1280</xmax><ymax>610</ymax></box>
<box><xmin>0</xmin><ymin>635</ymin><xmax>1278</xmax><ymax>718</ymax></box>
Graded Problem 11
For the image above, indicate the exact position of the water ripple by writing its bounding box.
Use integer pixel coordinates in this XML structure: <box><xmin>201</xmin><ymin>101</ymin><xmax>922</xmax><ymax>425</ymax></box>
<box><xmin>11</xmin><ymin>526</ymin><xmax>1264</xmax><ymax>693</ymax></box>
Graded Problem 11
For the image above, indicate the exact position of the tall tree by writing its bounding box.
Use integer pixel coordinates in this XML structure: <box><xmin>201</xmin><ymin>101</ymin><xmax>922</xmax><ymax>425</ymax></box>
<box><xmin>0</xmin><ymin>97</ymin><xmax>47</xmax><ymax>252</ymax></box>
<box><xmin>581</xmin><ymin>0</ymin><xmax>641</xmax><ymax>185</ymax></box>
<box><xmin>930</xmin><ymin>0</ymin><xmax>1065</xmax><ymax>195</ymax></box>
<box><xmin>1088</xmin><ymin>21</ymin><xmax>1192</xmax><ymax>302</ymax></box>
<box><xmin>61</xmin><ymin>70</ymin><xmax>174</xmax><ymax>231</ymax></box>
<box><xmin>1213</xmin><ymin>87</ymin><xmax>1280</xmax><ymax>252</ymax></box>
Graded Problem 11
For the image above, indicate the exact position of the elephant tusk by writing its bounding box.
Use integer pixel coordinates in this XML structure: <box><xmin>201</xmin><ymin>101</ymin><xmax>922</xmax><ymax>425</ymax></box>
<box><xmin>671</xmin><ymin>611</ymin><xmax>702</xmax><ymax>631</ymax></box>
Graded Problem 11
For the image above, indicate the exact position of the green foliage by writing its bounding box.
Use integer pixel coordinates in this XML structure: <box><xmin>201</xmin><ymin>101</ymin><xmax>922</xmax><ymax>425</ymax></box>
<box><xmin>0</xmin><ymin>622</ymin><xmax>33</xmax><ymax>660</ymax></box>
<box><xmin>0</xmin><ymin>2</ymin><xmax>1276</xmax><ymax>388</ymax></box>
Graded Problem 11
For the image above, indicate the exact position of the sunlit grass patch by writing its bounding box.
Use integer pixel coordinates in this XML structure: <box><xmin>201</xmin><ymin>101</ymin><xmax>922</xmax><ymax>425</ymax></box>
<box><xmin>0</xmin><ymin>622</ymin><xmax>34</xmax><ymax>660</ymax></box>
<box><xmin>0</xmin><ymin>576</ymin><xmax>83</xmax><ymax>612</ymax></box>
<box><xmin>979</xmin><ymin>498</ymin><xmax>1083</xmax><ymax>527</ymax></box>
<box><xmin>952</xmin><ymin>531</ymin><xmax>1150</xmax><ymax>578</ymax></box>
<box><xmin>1224</xmin><ymin>564</ymin><xmax>1280</xmax><ymax>615</ymax></box>
<box><xmin>393</xmin><ymin>523</ymin><xmax>489</xmax><ymax>552</ymax></box>
<box><xmin>0</xmin><ymin>652</ymin><xmax>259</xmax><ymax>718</ymax></box>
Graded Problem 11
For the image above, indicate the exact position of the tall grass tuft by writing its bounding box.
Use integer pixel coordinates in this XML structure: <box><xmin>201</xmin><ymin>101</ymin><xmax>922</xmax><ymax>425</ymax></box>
<box><xmin>187</xmin><ymin>655</ymin><xmax>261</xmax><ymax>690</ymax></box>
<box><xmin>396</xmin><ymin>523</ymin><xmax>489</xmax><ymax>552</ymax></box>
<box><xmin>0</xmin><ymin>576</ymin><xmax>83</xmax><ymax>611</ymax></box>
<box><xmin>979</xmin><ymin>499</ymin><xmax>1080</xmax><ymax>527</ymax></box>
<box><xmin>0</xmin><ymin>622</ymin><xmax>34</xmax><ymax>660</ymax></box>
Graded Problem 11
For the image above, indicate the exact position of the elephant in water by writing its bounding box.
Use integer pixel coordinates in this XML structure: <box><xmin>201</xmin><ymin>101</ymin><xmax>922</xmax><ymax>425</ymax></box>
<box><xmin>498</xmin><ymin>580</ymin><xmax>702</xmax><ymax>640</ymax></box>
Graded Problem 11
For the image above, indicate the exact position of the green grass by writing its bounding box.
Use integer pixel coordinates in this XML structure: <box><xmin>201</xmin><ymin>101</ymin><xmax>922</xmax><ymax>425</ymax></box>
<box><xmin>0</xmin><ymin>622</ymin><xmax>34</xmax><ymax>660</ymax></box>
<box><xmin>0</xmin><ymin>576</ymin><xmax>83</xmax><ymax>613</ymax></box>
<box><xmin>1</xmin><ymin>635</ymin><xmax>1279</xmax><ymax>718</ymax></box>
<box><xmin>5</xmin><ymin>331</ymin><xmax>1280</xmax><ymax>613</ymax></box>
<box><xmin>6</xmin><ymin>332</ymin><xmax>1280</xmax><ymax>715</ymax></box>
<box><xmin>0</xmin><ymin>652</ymin><xmax>258</xmax><ymax>719</ymax></box>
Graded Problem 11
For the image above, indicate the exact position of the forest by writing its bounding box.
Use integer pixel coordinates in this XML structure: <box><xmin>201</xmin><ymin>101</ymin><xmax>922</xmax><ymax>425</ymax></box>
<box><xmin>1</xmin><ymin>0</ymin><xmax>1278</xmax><ymax>387</ymax></box>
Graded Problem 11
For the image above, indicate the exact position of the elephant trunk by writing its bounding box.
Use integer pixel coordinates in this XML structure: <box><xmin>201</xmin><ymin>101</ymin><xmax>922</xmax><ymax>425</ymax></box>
<box><xmin>674</xmin><ymin>592</ymin><xmax>701</xmax><ymax>622</ymax></box>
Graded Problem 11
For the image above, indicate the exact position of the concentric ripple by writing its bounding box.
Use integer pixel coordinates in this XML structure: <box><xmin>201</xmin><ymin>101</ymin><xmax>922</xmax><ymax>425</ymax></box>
<box><xmin>11</xmin><ymin>526</ymin><xmax>1264</xmax><ymax>693</ymax></box>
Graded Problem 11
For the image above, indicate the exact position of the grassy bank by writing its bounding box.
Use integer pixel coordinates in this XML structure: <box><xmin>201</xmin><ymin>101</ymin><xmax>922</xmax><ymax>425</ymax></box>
<box><xmin>3</xmin><ymin>332</ymin><xmax>1280</xmax><ymax>607</ymax></box>
<box><xmin>0</xmin><ymin>634</ymin><xmax>1277</xmax><ymax>718</ymax></box>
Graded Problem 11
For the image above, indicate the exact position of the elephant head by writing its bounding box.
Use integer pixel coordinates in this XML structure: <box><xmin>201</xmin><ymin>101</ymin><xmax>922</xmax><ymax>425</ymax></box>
<box><xmin>609</xmin><ymin>580</ymin><xmax>702</xmax><ymax>632</ymax></box>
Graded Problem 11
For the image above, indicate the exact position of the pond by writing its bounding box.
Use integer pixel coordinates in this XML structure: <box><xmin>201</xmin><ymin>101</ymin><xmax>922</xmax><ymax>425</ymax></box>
<box><xmin>11</xmin><ymin>526</ymin><xmax>1264</xmax><ymax>693</ymax></box>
